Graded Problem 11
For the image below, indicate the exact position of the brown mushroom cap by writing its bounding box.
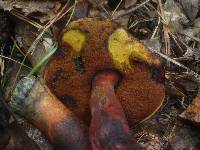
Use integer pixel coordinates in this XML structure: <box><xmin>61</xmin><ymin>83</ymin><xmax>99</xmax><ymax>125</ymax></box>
<box><xmin>43</xmin><ymin>18</ymin><xmax>165</xmax><ymax>126</ymax></box>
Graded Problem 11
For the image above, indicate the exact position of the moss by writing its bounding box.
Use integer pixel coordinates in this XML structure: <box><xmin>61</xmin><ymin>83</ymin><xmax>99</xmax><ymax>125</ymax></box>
<box><xmin>108</xmin><ymin>28</ymin><xmax>160</xmax><ymax>70</ymax></box>
<box><xmin>61</xmin><ymin>29</ymin><xmax>86</xmax><ymax>53</ymax></box>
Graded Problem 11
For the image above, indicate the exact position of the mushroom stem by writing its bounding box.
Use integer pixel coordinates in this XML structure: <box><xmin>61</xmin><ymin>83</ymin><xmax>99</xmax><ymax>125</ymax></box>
<box><xmin>89</xmin><ymin>70</ymin><xmax>142</xmax><ymax>150</ymax></box>
<box><xmin>10</xmin><ymin>76</ymin><xmax>90</xmax><ymax>150</ymax></box>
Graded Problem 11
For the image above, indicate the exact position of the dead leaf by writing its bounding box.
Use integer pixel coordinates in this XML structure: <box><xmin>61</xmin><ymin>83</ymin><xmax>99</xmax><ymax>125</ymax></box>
<box><xmin>173</xmin><ymin>76</ymin><xmax>198</xmax><ymax>93</ymax></box>
<box><xmin>144</xmin><ymin>38</ymin><xmax>162</xmax><ymax>52</ymax></box>
<box><xmin>125</xmin><ymin>0</ymin><xmax>137</xmax><ymax>9</ymax></box>
<box><xmin>167</xmin><ymin>124</ymin><xmax>200</xmax><ymax>149</ymax></box>
<box><xmin>180</xmin><ymin>95</ymin><xmax>200</xmax><ymax>125</ymax></box>
<box><xmin>178</xmin><ymin>0</ymin><xmax>199</xmax><ymax>21</ymax></box>
<box><xmin>74</xmin><ymin>0</ymin><xmax>90</xmax><ymax>19</ymax></box>
<box><xmin>88</xmin><ymin>0</ymin><xmax>105</xmax><ymax>7</ymax></box>
<box><xmin>15</xmin><ymin>21</ymin><xmax>53</xmax><ymax>65</ymax></box>
<box><xmin>164</xmin><ymin>0</ymin><xmax>189</xmax><ymax>33</ymax></box>
<box><xmin>166</xmin><ymin>83</ymin><xmax>185</xmax><ymax>98</ymax></box>
<box><xmin>179</xmin><ymin>79</ymin><xmax>200</xmax><ymax>125</ymax></box>
<box><xmin>0</xmin><ymin>0</ymin><xmax>61</xmax><ymax>23</ymax></box>
<box><xmin>5</xmin><ymin>122</ymin><xmax>41</xmax><ymax>150</ymax></box>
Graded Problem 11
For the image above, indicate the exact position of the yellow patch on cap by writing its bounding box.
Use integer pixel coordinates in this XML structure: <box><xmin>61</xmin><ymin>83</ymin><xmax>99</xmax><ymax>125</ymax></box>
<box><xmin>61</xmin><ymin>29</ymin><xmax>86</xmax><ymax>53</ymax></box>
<box><xmin>108</xmin><ymin>28</ymin><xmax>160</xmax><ymax>70</ymax></box>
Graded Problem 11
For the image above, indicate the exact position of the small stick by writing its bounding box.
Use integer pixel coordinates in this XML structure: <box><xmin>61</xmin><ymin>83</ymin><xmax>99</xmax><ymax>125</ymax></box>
<box><xmin>112</xmin><ymin>0</ymin><xmax>151</xmax><ymax>19</ymax></box>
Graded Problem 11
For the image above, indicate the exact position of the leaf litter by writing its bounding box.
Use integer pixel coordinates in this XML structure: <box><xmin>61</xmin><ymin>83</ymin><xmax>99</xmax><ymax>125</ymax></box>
<box><xmin>1</xmin><ymin>0</ymin><xmax>200</xmax><ymax>149</ymax></box>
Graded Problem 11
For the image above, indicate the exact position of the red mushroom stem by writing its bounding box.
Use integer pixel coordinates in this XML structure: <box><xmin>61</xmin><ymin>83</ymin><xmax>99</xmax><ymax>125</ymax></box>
<box><xmin>89</xmin><ymin>70</ymin><xmax>142</xmax><ymax>150</ymax></box>
<box><xmin>10</xmin><ymin>76</ymin><xmax>90</xmax><ymax>150</ymax></box>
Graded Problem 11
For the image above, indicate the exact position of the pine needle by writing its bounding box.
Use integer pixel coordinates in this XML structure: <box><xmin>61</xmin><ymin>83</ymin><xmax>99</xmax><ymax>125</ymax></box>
<box><xmin>28</xmin><ymin>42</ymin><xmax>58</xmax><ymax>76</ymax></box>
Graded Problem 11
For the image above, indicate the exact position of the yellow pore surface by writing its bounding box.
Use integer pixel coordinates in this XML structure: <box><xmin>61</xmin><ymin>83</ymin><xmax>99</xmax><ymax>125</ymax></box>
<box><xmin>62</xmin><ymin>29</ymin><xmax>86</xmax><ymax>53</ymax></box>
<box><xmin>108</xmin><ymin>28</ymin><xmax>160</xmax><ymax>70</ymax></box>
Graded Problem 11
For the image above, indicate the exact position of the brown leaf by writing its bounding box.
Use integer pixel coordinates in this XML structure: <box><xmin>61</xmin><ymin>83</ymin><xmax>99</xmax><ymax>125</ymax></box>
<box><xmin>180</xmin><ymin>95</ymin><xmax>200</xmax><ymax>125</ymax></box>
<box><xmin>0</xmin><ymin>0</ymin><xmax>61</xmax><ymax>23</ymax></box>
<box><xmin>180</xmin><ymin>80</ymin><xmax>200</xmax><ymax>125</ymax></box>
<box><xmin>5</xmin><ymin>122</ymin><xmax>41</xmax><ymax>150</ymax></box>
<box><xmin>166</xmin><ymin>84</ymin><xmax>185</xmax><ymax>98</ymax></box>
<box><xmin>167</xmin><ymin>124</ymin><xmax>200</xmax><ymax>149</ymax></box>
<box><xmin>171</xmin><ymin>76</ymin><xmax>198</xmax><ymax>93</ymax></box>
<box><xmin>125</xmin><ymin>0</ymin><xmax>137</xmax><ymax>8</ymax></box>
<box><xmin>178</xmin><ymin>0</ymin><xmax>199</xmax><ymax>21</ymax></box>
<box><xmin>88</xmin><ymin>0</ymin><xmax>105</xmax><ymax>7</ymax></box>
<box><xmin>164</xmin><ymin>0</ymin><xmax>189</xmax><ymax>33</ymax></box>
<box><xmin>74</xmin><ymin>0</ymin><xmax>90</xmax><ymax>19</ymax></box>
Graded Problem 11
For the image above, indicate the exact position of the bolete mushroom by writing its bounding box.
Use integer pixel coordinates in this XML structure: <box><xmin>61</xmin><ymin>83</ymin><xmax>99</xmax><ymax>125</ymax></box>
<box><xmin>43</xmin><ymin>18</ymin><xmax>165</xmax><ymax>127</ymax></box>
<box><xmin>90</xmin><ymin>70</ymin><xmax>142</xmax><ymax>149</ymax></box>
<box><xmin>10</xmin><ymin>18</ymin><xmax>164</xmax><ymax>149</ymax></box>
<box><xmin>10</xmin><ymin>76</ymin><xmax>90</xmax><ymax>150</ymax></box>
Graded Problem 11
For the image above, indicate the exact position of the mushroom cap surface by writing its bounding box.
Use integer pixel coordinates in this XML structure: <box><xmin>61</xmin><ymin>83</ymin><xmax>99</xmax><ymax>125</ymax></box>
<box><xmin>43</xmin><ymin>18</ymin><xmax>165</xmax><ymax>126</ymax></box>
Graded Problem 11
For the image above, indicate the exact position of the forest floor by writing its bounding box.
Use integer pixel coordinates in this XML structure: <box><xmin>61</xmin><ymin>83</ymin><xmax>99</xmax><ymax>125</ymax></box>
<box><xmin>0</xmin><ymin>0</ymin><xmax>200</xmax><ymax>149</ymax></box>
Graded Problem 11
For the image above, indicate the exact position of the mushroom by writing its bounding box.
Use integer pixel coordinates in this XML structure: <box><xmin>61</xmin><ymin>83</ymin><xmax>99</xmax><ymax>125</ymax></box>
<box><xmin>90</xmin><ymin>70</ymin><xmax>142</xmax><ymax>149</ymax></box>
<box><xmin>10</xmin><ymin>76</ymin><xmax>90</xmax><ymax>150</ymax></box>
<box><xmin>43</xmin><ymin>18</ymin><xmax>165</xmax><ymax>127</ymax></box>
<box><xmin>10</xmin><ymin>18</ymin><xmax>165</xmax><ymax>149</ymax></box>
